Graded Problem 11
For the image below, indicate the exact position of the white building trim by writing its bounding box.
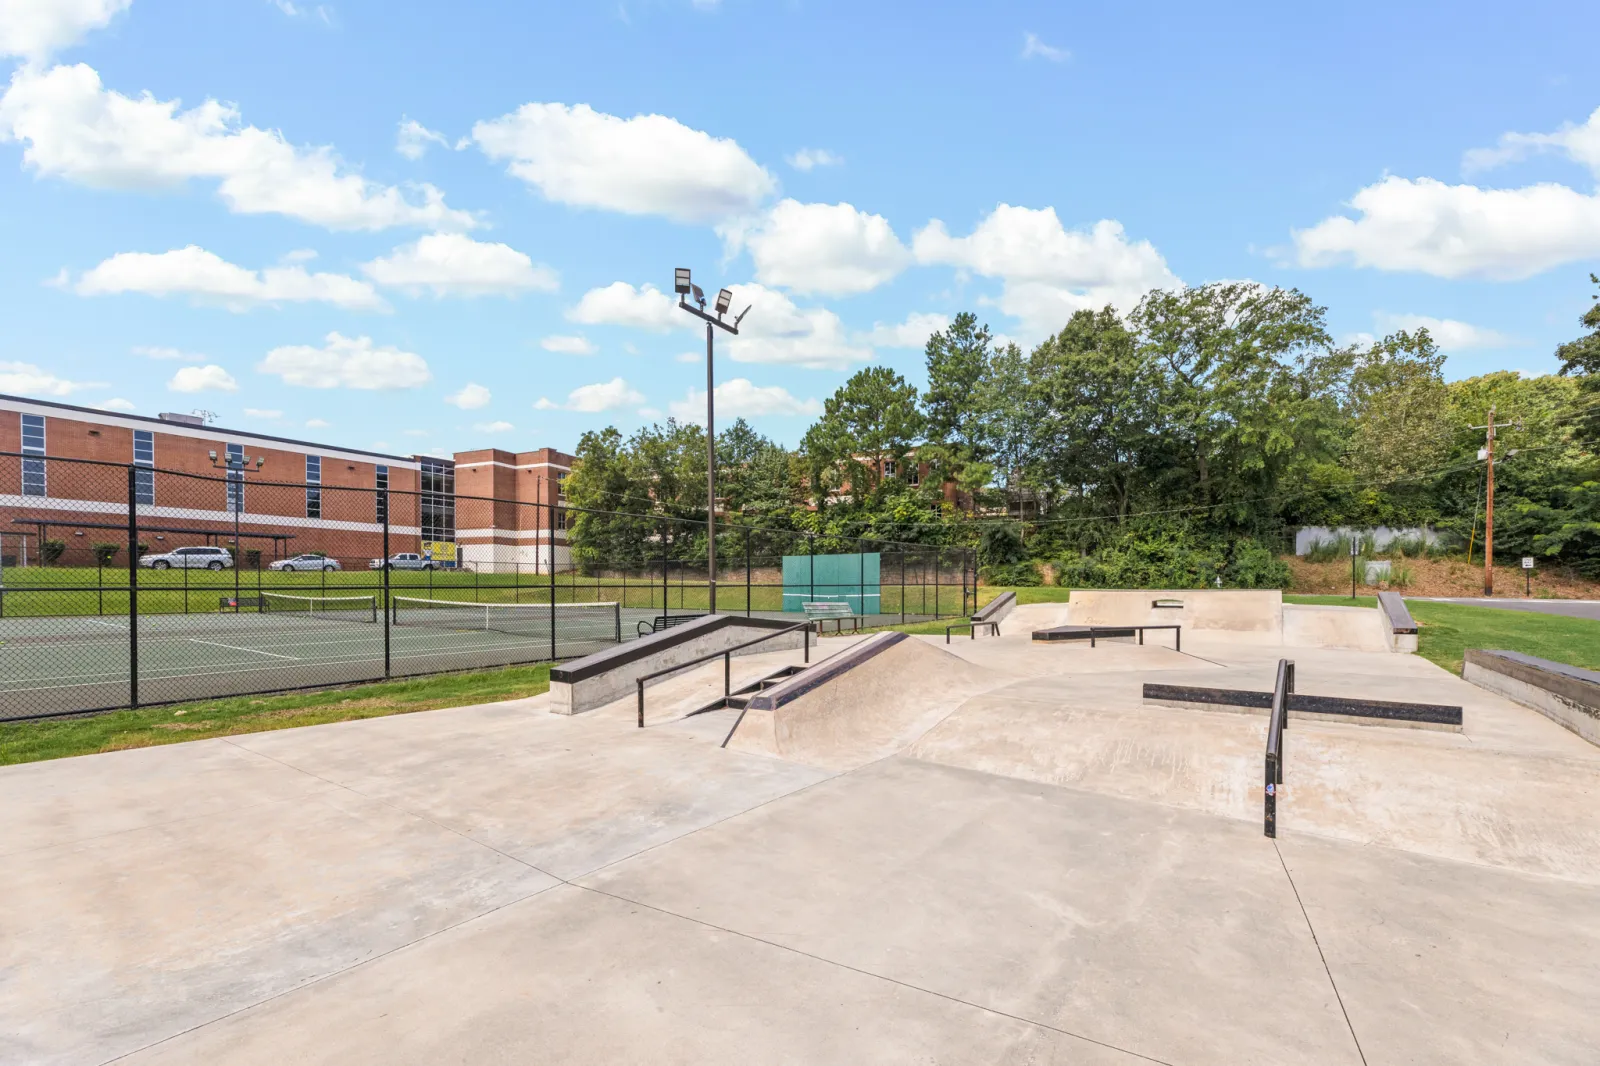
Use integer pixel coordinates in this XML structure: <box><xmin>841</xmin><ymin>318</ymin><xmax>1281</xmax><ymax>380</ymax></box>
<box><xmin>1</xmin><ymin>495</ymin><xmax>421</xmax><ymax>536</ymax></box>
<box><xmin>454</xmin><ymin>460</ymin><xmax>571</xmax><ymax>472</ymax></box>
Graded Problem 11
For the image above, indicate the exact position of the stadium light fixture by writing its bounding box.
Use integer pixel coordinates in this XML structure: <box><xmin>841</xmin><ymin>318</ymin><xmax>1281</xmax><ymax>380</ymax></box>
<box><xmin>674</xmin><ymin>268</ymin><xmax>755</xmax><ymax>615</ymax></box>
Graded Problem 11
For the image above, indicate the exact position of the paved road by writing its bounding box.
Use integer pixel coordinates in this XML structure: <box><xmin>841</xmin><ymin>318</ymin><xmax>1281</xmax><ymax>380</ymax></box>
<box><xmin>1410</xmin><ymin>596</ymin><xmax>1600</xmax><ymax>621</ymax></box>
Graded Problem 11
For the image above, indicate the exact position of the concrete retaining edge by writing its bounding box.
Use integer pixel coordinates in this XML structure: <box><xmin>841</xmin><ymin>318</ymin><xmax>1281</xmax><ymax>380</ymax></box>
<box><xmin>1463</xmin><ymin>649</ymin><xmax>1600</xmax><ymax>747</ymax></box>
<box><xmin>745</xmin><ymin>631</ymin><xmax>907</xmax><ymax>713</ymax></box>
<box><xmin>548</xmin><ymin>615</ymin><xmax>806</xmax><ymax>715</ymax></box>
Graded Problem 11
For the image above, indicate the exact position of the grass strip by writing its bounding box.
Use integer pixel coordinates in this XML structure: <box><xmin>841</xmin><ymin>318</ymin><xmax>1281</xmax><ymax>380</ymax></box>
<box><xmin>0</xmin><ymin>663</ymin><xmax>550</xmax><ymax>766</ymax></box>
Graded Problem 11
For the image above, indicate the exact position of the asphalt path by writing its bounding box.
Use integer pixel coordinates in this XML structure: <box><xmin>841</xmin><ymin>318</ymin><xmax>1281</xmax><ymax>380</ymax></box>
<box><xmin>1409</xmin><ymin>596</ymin><xmax>1600</xmax><ymax>621</ymax></box>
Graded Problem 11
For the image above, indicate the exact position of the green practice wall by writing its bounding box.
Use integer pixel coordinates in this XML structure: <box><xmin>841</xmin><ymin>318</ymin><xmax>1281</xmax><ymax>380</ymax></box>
<box><xmin>782</xmin><ymin>552</ymin><xmax>881</xmax><ymax>614</ymax></box>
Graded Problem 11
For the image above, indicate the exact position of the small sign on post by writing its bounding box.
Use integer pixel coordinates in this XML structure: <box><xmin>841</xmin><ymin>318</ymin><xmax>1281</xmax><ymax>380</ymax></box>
<box><xmin>1522</xmin><ymin>556</ymin><xmax>1534</xmax><ymax>597</ymax></box>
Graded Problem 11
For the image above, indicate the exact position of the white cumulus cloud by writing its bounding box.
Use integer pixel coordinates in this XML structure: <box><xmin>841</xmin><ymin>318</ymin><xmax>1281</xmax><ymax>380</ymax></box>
<box><xmin>305</xmin><ymin>418</ymin><xmax>331</xmax><ymax>428</ymax></box>
<box><xmin>0</xmin><ymin>0</ymin><xmax>129</xmax><ymax>62</ymax></box>
<box><xmin>474</xmin><ymin>420</ymin><xmax>515</xmax><ymax>434</ymax></box>
<box><xmin>472</xmin><ymin>102</ymin><xmax>775</xmax><ymax>223</ymax></box>
<box><xmin>444</xmin><ymin>382</ymin><xmax>492</xmax><ymax>409</ymax></box>
<box><xmin>258</xmin><ymin>333</ymin><xmax>432</xmax><ymax>389</ymax></box>
<box><xmin>1463</xmin><ymin>106</ymin><xmax>1600</xmax><ymax>178</ymax></box>
<box><xmin>1371</xmin><ymin>312</ymin><xmax>1518</xmax><ymax>351</ymax></box>
<box><xmin>75</xmin><ymin>245</ymin><xmax>387</xmax><ymax>310</ymax></box>
<box><xmin>242</xmin><ymin>407</ymin><xmax>283</xmax><ymax>418</ymax></box>
<box><xmin>94</xmin><ymin>397</ymin><xmax>136</xmax><ymax>411</ymax></box>
<box><xmin>1292</xmin><ymin>175</ymin><xmax>1600</xmax><ymax>281</ymax></box>
<box><xmin>566</xmin><ymin>281</ymin><xmax>688</xmax><ymax>332</ymax></box>
<box><xmin>533</xmin><ymin>377</ymin><xmax>645</xmax><ymax>413</ymax></box>
<box><xmin>362</xmin><ymin>232</ymin><xmax>558</xmax><ymax>296</ymax></box>
<box><xmin>669</xmin><ymin>379</ymin><xmax>822</xmax><ymax>424</ymax></box>
<box><xmin>167</xmin><ymin>365</ymin><xmax>238</xmax><ymax>393</ymax></box>
<box><xmin>0</xmin><ymin>360</ymin><xmax>104</xmax><ymax>395</ymax></box>
<box><xmin>0</xmin><ymin>63</ymin><xmax>477</xmax><ymax>231</ymax></box>
<box><xmin>863</xmin><ymin>311</ymin><xmax>951</xmax><ymax>349</ymax></box>
<box><xmin>913</xmin><ymin>205</ymin><xmax>1179</xmax><ymax>338</ymax></box>
<box><xmin>787</xmin><ymin>147</ymin><xmax>842</xmax><ymax>171</ymax></box>
<box><xmin>396</xmin><ymin>118</ymin><xmax>455</xmax><ymax>160</ymax></box>
<box><xmin>540</xmin><ymin>334</ymin><xmax>595</xmax><ymax>354</ymax></box>
<box><xmin>132</xmin><ymin>345</ymin><xmax>195</xmax><ymax>360</ymax></box>
<box><xmin>721</xmin><ymin>283</ymin><xmax>873</xmax><ymax>370</ymax></box>
<box><xmin>723</xmin><ymin>199</ymin><xmax>910</xmax><ymax>296</ymax></box>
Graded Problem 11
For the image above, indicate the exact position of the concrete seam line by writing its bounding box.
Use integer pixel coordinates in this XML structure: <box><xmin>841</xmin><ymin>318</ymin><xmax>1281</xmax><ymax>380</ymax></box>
<box><xmin>1274</xmin><ymin>841</ymin><xmax>1369</xmax><ymax>1066</ymax></box>
<box><xmin>97</xmin><ymin>881</ymin><xmax>564</xmax><ymax>1065</ymax></box>
<box><xmin>217</xmin><ymin>737</ymin><xmax>562</xmax><ymax>879</ymax></box>
<box><xmin>574</xmin><ymin>881</ymin><xmax>1180</xmax><ymax>1066</ymax></box>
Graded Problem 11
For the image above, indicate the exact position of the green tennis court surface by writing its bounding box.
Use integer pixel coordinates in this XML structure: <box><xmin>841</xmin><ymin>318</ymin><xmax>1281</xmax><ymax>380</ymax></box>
<box><xmin>0</xmin><ymin>600</ymin><xmax>661</xmax><ymax>720</ymax></box>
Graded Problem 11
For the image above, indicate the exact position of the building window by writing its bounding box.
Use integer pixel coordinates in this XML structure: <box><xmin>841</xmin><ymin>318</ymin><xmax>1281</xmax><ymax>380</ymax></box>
<box><xmin>883</xmin><ymin>460</ymin><xmax>897</xmax><ymax>478</ymax></box>
<box><xmin>908</xmin><ymin>467</ymin><xmax>920</xmax><ymax>487</ymax></box>
<box><xmin>21</xmin><ymin>414</ymin><xmax>46</xmax><ymax>497</ymax></box>
<box><xmin>305</xmin><ymin>454</ymin><xmax>321</xmax><ymax>519</ymax></box>
<box><xmin>133</xmin><ymin>429</ymin><xmax>154</xmax><ymax>506</ymax></box>
<box><xmin>375</xmin><ymin>465</ymin><xmax>389</xmax><ymax>524</ymax></box>
<box><xmin>420</xmin><ymin>458</ymin><xmax>455</xmax><ymax>544</ymax></box>
<box><xmin>556</xmin><ymin>470</ymin><xmax>568</xmax><ymax>499</ymax></box>
<box><xmin>226</xmin><ymin>442</ymin><xmax>244</xmax><ymax>513</ymax></box>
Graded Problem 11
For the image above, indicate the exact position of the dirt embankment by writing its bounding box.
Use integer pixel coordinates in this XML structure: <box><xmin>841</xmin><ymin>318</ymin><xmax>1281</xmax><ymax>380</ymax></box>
<box><xmin>1284</xmin><ymin>555</ymin><xmax>1600</xmax><ymax>599</ymax></box>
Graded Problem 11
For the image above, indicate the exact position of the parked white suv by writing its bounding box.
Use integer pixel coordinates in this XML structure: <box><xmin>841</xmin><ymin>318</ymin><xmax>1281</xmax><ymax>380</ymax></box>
<box><xmin>141</xmin><ymin>546</ymin><xmax>233</xmax><ymax>571</ymax></box>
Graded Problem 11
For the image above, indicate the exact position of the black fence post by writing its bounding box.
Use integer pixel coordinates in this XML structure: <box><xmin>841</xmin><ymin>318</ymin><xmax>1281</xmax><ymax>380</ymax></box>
<box><xmin>661</xmin><ymin>520</ymin><xmax>669</xmax><ymax>619</ymax></box>
<box><xmin>900</xmin><ymin>551</ymin><xmax>906</xmax><ymax>625</ymax></box>
<box><xmin>745</xmin><ymin>526</ymin><xmax>751</xmax><ymax>618</ymax></box>
<box><xmin>127</xmin><ymin>464</ymin><xmax>139</xmax><ymax>710</ymax></box>
<box><xmin>382</xmin><ymin>496</ymin><xmax>391</xmax><ymax>679</ymax></box>
<box><xmin>548</xmin><ymin>497</ymin><xmax>557</xmax><ymax>662</ymax></box>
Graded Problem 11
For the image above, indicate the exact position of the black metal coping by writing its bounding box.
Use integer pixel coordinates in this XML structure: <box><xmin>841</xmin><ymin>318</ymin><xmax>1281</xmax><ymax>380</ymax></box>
<box><xmin>1033</xmin><ymin>625</ymin><xmax>1136</xmax><ymax>642</ymax></box>
<box><xmin>746</xmin><ymin>631</ymin><xmax>907</xmax><ymax>713</ymax></box>
<box><xmin>1465</xmin><ymin>649</ymin><xmax>1600</xmax><ymax>709</ymax></box>
<box><xmin>1143</xmin><ymin>683</ymin><xmax>1463</xmax><ymax>726</ymax></box>
<box><xmin>972</xmin><ymin>591</ymin><xmax>1016</xmax><ymax>622</ymax></box>
<box><xmin>550</xmin><ymin>614</ymin><xmax>799</xmax><ymax>684</ymax></box>
<box><xmin>1377</xmin><ymin>591</ymin><xmax>1418</xmax><ymax>635</ymax></box>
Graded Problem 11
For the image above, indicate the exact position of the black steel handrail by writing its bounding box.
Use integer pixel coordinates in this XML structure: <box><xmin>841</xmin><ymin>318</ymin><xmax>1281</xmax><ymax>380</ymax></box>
<box><xmin>635</xmin><ymin>620</ymin><xmax>811</xmax><ymax>728</ymax></box>
<box><xmin>1264</xmin><ymin>657</ymin><xmax>1295</xmax><ymax>838</ymax></box>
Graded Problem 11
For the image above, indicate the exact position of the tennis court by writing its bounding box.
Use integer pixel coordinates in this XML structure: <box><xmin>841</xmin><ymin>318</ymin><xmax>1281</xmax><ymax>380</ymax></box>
<box><xmin>0</xmin><ymin>594</ymin><xmax>664</xmax><ymax>720</ymax></box>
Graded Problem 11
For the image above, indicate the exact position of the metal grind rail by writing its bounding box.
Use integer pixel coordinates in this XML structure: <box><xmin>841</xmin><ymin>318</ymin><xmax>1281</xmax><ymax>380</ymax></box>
<box><xmin>635</xmin><ymin>621</ymin><xmax>812</xmax><ymax>729</ymax></box>
<box><xmin>1264</xmin><ymin>658</ymin><xmax>1295</xmax><ymax>838</ymax></box>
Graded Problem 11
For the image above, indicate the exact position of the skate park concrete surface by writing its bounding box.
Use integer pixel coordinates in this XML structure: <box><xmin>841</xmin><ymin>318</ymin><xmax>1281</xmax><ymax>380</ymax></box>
<box><xmin>3</xmin><ymin>601</ymin><xmax>1598</xmax><ymax>1064</ymax></box>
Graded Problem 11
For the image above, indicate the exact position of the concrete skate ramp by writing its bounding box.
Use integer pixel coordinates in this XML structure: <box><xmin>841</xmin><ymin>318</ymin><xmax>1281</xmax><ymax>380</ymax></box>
<box><xmin>726</xmin><ymin>632</ymin><xmax>991</xmax><ymax>771</ymax></box>
<box><xmin>1069</xmin><ymin>589</ymin><xmax>1281</xmax><ymax>637</ymax></box>
<box><xmin>1281</xmin><ymin>604</ymin><xmax>1388</xmax><ymax>651</ymax></box>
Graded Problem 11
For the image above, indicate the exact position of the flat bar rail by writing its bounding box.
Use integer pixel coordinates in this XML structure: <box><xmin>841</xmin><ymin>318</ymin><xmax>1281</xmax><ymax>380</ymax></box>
<box><xmin>946</xmin><ymin>620</ymin><xmax>1000</xmax><ymax>643</ymax></box>
<box><xmin>1264</xmin><ymin>657</ymin><xmax>1294</xmax><ymax>838</ymax></box>
<box><xmin>635</xmin><ymin>621</ymin><xmax>811</xmax><ymax>728</ymax></box>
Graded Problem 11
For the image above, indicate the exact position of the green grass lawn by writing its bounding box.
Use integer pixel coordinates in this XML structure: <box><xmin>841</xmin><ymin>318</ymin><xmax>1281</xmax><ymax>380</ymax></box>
<box><xmin>0</xmin><ymin>663</ymin><xmax>550</xmax><ymax>766</ymax></box>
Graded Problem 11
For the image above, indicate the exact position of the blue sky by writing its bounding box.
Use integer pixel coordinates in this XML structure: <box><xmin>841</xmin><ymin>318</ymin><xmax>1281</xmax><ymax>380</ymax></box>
<box><xmin>2</xmin><ymin>0</ymin><xmax>1597</xmax><ymax>457</ymax></box>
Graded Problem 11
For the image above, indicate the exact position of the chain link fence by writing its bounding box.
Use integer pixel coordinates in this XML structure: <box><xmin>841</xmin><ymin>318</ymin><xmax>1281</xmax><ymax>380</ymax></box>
<box><xmin>0</xmin><ymin>453</ymin><xmax>975</xmax><ymax>721</ymax></box>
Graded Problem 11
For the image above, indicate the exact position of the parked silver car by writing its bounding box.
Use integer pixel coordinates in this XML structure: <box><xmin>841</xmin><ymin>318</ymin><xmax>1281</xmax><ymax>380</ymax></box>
<box><xmin>140</xmin><ymin>546</ymin><xmax>233</xmax><ymax>571</ymax></box>
<box><xmin>369</xmin><ymin>552</ymin><xmax>436</xmax><ymax>571</ymax></box>
<box><xmin>267</xmin><ymin>553</ymin><xmax>341</xmax><ymax>572</ymax></box>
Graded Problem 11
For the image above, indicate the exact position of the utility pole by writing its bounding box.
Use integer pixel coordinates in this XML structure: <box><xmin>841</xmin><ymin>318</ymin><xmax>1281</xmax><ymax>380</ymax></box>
<box><xmin>1483</xmin><ymin>406</ymin><xmax>1496</xmax><ymax>597</ymax></box>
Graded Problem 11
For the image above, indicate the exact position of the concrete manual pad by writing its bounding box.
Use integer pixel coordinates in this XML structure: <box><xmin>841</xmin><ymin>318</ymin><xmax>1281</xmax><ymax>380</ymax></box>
<box><xmin>119</xmin><ymin>885</ymin><xmax>1139</xmax><ymax>1066</ymax></box>
<box><xmin>0</xmin><ymin>775</ymin><xmax>555</xmax><ymax>1066</ymax></box>
<box><xmin>1279</xmin><ymin>833</ymin><xmax>1600</xmax><ymax>1065</ymax></box>
<box><xmin>581</xmin><ymin>757</ymin><xmax>1364</xmax><ymax>1066</ymax></box>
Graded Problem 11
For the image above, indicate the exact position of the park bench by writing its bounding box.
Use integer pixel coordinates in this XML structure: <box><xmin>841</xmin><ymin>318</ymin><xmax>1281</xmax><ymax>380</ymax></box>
<box><xmin>636</xmin><ymin>612</ymin><xmax>707</xmax><ymax>637</ymax></box>
<box><xmin>803</xmin><ymin>601</ymin><xmax>864</xmax><ymax>635</ymax></box>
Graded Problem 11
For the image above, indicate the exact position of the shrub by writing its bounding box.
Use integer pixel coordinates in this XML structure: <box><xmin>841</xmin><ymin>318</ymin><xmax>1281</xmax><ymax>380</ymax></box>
<box><xmin>90</xmin><ymin>542</ymin><xmax>121</xmax><ymax>565</ymax></box>
<box><xmin>243</xmin><ymin>548</ymin><xmax>263</xmax><ymax>569</ymax></box>
<box><xmin>978</xmin><ymin>524</ymin><xmax>1027</xmax><ymax>570</ymax></box>
<box><xmin>1390</xmin><ymin>564</ymin><xmax>1414</xmax><ymax>589</ymax></box>
<box><xmin>1226</xmin><ymin>539</ymin><xmax>1292</xmax><ymax>588</ymax></box>
<box><xmin>41</xmin><ymin>539</ymin><xmax>66</xmax><ymax>564</ymax></box>
<box><xmin>1303</xmin><ymin>535</ymin><xmax>1352</xmax><ymax>563</ymax></box>
<box><xmin>1054</xmin><ymin>554</ymin><xmax>1101</xmax><ymax>588</ymax></box>
<box><xmin>984</xmin><ymin>560</ymin><xmax>1042</xmax><ymax>587</ymax></box>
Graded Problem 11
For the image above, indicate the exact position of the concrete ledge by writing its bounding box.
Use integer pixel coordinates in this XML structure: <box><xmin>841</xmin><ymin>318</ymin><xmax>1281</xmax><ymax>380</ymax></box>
<box><xmin>1142</xmin><ymin>682</ymin><xmax>1463</xmax><ymax>731</ymax></box>
<box><xmin>548</xmin><ymin>615</ymin><xmax>805</xmax><ymax>715</ymax></box>
<box><xmin>1463</xmin><ymin>649</ymin><xmax>1600</xmax><ymax>746</ymax></box>
<box><xmin>1378</xmin><ymin>591</ymin><xmax>1419</xmax><ymax>653</ymax></box>
<box><xmin>746</xmin><ymin>631</ymin><xmax>906</xmax><ymax>713</ymax></box>
<box><xmin>972</xmin><ymin>591</ymin><xmax>1017</xmax><ymax>624</ymax></box>
<box><xmin>1032</xmin><ymin>625</ymin><xmax>1137</xmax><ymax>643</ymax></box>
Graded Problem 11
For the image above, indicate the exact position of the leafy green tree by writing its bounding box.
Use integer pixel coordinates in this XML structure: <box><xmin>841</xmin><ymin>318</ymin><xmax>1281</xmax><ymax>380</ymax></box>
<box><xmin>802</xmin><ymin>366</ymin><xmax>925</xmax><ymax>503</ymax></box>
<box><xmin>1556</xmin><ymin>273</ymin><xmax>1600</xmax><ymax>381</ymax></box>
<box><xmin>923</xmin><ymin>312</ymin><xmax>994</xmax><ymax>456</ymax></box>
<box><xmin>1345</xmin><ymin>329</ymin><xmax>1452</xmax><ymax>485</ymax></box>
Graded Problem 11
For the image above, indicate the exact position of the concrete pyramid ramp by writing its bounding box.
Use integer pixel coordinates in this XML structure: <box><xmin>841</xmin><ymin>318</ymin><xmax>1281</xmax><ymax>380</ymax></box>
<box><xmin>725</xmin><ymin>632</ymin><xmax>992</xmax><ymax>771</ymax></box>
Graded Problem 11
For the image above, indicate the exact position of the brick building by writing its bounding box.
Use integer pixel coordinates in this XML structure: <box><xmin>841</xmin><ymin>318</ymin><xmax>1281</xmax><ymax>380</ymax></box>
<box><xmin>0</xmin><ymin>394</ymin><xmax>568</xmax><ymax>570</ymax></box>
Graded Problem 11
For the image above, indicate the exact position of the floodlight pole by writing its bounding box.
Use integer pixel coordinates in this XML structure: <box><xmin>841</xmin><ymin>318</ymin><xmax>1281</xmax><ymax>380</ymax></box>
<box><xmin>677</xmin><ymin>290</ymin><xmax>744</xmax><ymax>616</ymax></box>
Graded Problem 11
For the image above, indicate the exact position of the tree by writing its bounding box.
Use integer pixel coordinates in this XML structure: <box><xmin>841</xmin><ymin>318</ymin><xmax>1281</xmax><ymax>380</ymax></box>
<box><xmin>1345</xmin><ymin>329</ymin><xmax>1452</xmax><ymax>485</ymax></box>
<box><xmin>1130</xmin><ymin>282</ymin><xmax>1343</xmax><ymax>524</ymax></box>
<box><xmin>923</xmin><ymin>313</ymin><xmax>994</xmax><ymax>455</ymax></box>
<box><xmin>1556</xmin><ymin>273</ymin><xmax>1600</xmax><ymax>381</ymax></box>
<box><xmin>802</xmin><ymin>366</ymin><xmax>924</xmax><ymax>503</ymax></box>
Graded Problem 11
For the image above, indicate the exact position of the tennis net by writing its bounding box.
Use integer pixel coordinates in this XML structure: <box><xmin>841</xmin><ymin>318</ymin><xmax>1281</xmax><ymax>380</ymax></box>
<box><xmin>260</xmin><ymin>592</ymin><xmax>379</xmax><ymax>622</ymax></box>
<box><xmin>390</xmin><ymin>597</ymin><xmax>623</xmax><ymax>644</ymax></box>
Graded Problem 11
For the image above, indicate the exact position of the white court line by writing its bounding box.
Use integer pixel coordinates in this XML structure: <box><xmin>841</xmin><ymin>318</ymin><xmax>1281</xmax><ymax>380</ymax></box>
<box><xmin>186</xmin><ymin>639</ymin><xmax>300</xmax><ymax>661</ymax></box>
